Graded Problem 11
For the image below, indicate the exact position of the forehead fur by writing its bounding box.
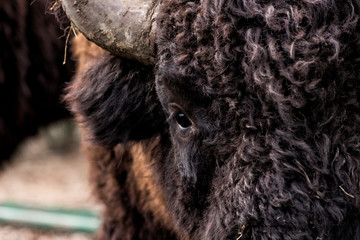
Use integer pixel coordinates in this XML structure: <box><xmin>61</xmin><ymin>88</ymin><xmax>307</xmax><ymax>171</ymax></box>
<box><xmin>156</xmin><ymin>0</ymin><xmax>360</xmax><ymax>103</ymax></box>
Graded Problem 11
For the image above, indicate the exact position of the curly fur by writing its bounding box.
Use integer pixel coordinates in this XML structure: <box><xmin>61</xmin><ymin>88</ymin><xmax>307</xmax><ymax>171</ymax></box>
<box><xmin>0</xmin><ymin>0</ymin><xmax>74</xmax><ymax>162</ymax></box>
<box><xmin>64</xmin><ymin>0</ymin><xmax>360</xmax><ymax>239</ymax></box>
<box><xmin>156</xmin><ymin>0</ymin><xmax>360</xmax><ymax>239</ymax></box>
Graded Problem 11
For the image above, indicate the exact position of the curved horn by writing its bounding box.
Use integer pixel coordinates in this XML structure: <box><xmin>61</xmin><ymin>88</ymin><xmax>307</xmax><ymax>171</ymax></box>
<box><xmin>61</xmin><ymin>0</ymin><xmax>159</xmax><ymax>65</ymax></box>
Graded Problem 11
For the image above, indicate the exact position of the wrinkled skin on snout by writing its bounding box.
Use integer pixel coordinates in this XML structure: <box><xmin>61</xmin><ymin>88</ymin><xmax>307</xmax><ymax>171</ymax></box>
<box><xmin>65</xmin><ymin>0</ymin><xmax>360</xmax><ymax>239</ymax></box>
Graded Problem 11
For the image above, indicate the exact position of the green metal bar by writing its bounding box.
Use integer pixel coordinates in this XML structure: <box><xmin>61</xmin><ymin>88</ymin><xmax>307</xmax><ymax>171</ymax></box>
<box><xmin>0</xmin><ymin>202</ymin><xmax>101</xmax><ymax>233</ymax></box>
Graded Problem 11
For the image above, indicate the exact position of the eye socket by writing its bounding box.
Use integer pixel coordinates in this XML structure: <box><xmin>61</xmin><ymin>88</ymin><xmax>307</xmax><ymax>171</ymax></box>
<box><xmin>175</xmin><ymin>111</ymin><xmax>192</xmax><ymax>130</ymax></box>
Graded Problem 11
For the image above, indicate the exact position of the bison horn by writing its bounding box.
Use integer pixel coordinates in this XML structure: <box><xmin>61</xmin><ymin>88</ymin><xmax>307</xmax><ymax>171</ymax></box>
<box><xmin>61</xmin><ymin>0</ymin><xmax>159</xmax><ymax>65</ymax></box>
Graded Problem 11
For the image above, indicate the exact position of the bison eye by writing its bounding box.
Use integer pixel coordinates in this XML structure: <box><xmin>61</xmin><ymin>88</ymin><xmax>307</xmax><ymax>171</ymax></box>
<box><xmin>168</xmin><ymin>103</ymin><xmax>193</xmax><ymax>131</ymax></box>
<box><xmin>175</xmin><ymin>111</ymin><xmax>192</xmax><ymax>130</ymax></box>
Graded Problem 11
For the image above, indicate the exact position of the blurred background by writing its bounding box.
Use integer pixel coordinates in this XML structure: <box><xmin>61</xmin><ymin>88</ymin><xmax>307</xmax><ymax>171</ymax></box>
<box><xmin>0</xmin><ymin>120</ymin><xmax>103</xmax><ymax>239</ymax></box>
<box><xmin>0</xmin><ymin>0</ymin><xmax>102</xmax><ymax>239</ymax></box>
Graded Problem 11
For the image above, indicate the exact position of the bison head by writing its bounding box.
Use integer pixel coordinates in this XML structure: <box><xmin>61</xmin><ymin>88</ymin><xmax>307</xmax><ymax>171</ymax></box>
<box><xmin>62</xmin><ymin>0</ymin><xmax>360</xmax><ymax>239</ymax></box>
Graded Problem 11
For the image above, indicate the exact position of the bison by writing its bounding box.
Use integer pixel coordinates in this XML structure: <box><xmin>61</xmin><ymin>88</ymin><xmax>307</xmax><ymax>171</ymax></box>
<box><xmin>0</xmin><ymin>0</ymin><xmax>75</xmax><ymax>162</ymax></box>
<box><xmin>60</xmin><ymin>0</ymin><xmax>360</xmax><ymax>239</ymax></box>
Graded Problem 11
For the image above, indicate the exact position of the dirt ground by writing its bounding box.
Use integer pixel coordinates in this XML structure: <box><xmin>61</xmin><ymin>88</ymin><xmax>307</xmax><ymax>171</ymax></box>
<box><xmin>0</xmin><ymin>120</ymin><xmax>102</xmax><ymax>239</ymax></box>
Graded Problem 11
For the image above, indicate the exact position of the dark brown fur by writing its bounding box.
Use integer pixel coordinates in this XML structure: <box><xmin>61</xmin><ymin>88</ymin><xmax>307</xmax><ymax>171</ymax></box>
<box><xmin>63</xmin><ymin>0</ymin><xmax>360</xmax><ymax>239</ymax></box>
<box><xmin>65</xmin><ymin>42</ymin><xmax>177</xmax><ymax>239</ymax></box>
<box><xmin>0</xmin><ymin>0</ymin><xmax>74</xmax><ymax>162</ymax></box>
